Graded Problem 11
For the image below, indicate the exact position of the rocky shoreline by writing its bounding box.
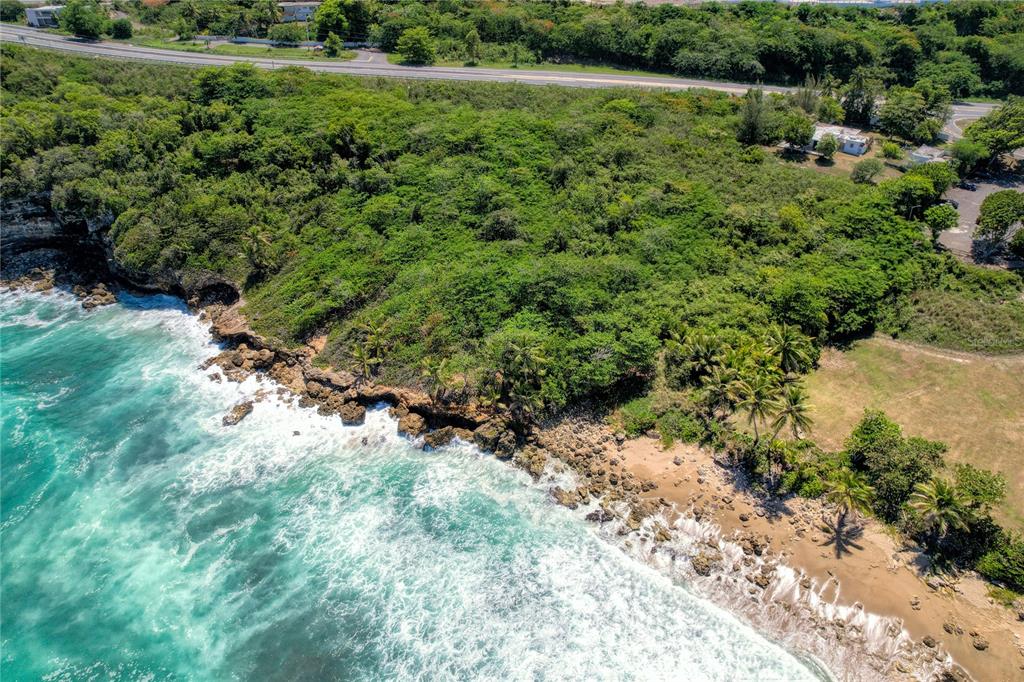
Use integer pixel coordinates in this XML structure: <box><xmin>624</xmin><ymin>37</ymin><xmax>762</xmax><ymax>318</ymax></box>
<box><xmin>0</xmin><ymin>250</ymin><xmax>984</xmax><ymax>682</ymax></box>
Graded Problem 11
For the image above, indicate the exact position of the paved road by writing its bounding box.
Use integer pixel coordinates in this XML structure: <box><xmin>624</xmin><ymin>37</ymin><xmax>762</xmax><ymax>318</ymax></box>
<box><xmin>0</xmin><ymin>24</ymin><xmax>792</xmax><ymax>95</ymax></box>
<box><xmin>1</xmin><ymin>24</ymin><xmax>997</xmax><ymax>132</ymax></box>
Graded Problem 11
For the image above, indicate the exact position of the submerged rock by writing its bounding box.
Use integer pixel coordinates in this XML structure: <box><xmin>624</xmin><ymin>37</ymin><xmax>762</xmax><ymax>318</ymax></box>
<box><xmin>222</xmin><ymin>400</ymin><xmax>254</xmax><ymax>426</ymax></box>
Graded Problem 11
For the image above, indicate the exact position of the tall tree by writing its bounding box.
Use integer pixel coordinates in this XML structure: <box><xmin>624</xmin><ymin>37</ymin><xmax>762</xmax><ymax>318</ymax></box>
<box><xmin>824</xmin><ymin>469</ymin><xmax>875</xmax><ymax>526</ymax></box>
<box><xmin>58</xmin><ymin>0</ymin><xmax>105</xmax><ymax>39</ymax></box>
<box><xmin>735</xmin><ymin>373</ymin><xmax>780</xmax><ymax>444</ymax></box>
<box><xmin>765</xmin><ymin>323</ymin><xmax>813</xmax><ymax>374</ymax></box>
<box><xmin>771</xmin><ymin>384</ymin><xmax>813</xmax><ymax>440</ymax></box>
<box><xmin>464</xmin><ymin>28</ymin><xmax>482</xmax><ymax>65</ymax></box>
<box><xmin>313</xmin><ymin>0</ymin><xmax>350</xmax><ymax>41</ymax></box>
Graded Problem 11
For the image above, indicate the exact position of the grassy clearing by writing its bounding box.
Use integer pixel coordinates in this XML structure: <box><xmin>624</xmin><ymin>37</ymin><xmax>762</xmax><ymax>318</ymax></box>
<box><xmin>805</xmin><ymin>336</ymin><xmax>1024</xmax><ymax>529</ymax></box>
<box><xmin>127</xmin><ymin>38</ymin><xmax>354</xmax><ymax>62</ymax></box>
<box><xmin>899</xmin><ymin>289</ymin><xmax>1024</xmax><ymax>354</ymax></box>
<box><xmin>385</xmin><ymin>53</ymin><xmax>677</xmax><ymax>79</ymax></box>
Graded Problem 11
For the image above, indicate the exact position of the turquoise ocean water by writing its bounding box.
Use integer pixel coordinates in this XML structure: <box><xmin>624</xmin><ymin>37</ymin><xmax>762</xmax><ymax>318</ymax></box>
<box><xmin>1</xmin><ymin>290</ymin><xmax>824</xmax><ymax>681</ymax></box>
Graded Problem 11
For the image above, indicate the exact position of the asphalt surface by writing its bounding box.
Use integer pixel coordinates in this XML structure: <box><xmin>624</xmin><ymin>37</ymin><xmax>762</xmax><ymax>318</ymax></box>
<box><xmin>939</xmin><ymin>174</ymin><xmax>1024</xmax><ymax>260</ymax></box>
<box><xmin>0</xmin><ymin>24</ymin><xmax>997</xmax><ymax>133</ymax></box>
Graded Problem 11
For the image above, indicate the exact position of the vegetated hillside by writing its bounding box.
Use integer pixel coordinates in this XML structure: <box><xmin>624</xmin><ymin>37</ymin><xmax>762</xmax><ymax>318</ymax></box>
<box><xmin>125</xmin><ymin>0</ymin><xmax>1024</xmax><ymax>97</ymax></box>
<box><xmin>1</xmin><ymin>45</ymin><xmax>1022</xmax><ymax>414</ymax></box>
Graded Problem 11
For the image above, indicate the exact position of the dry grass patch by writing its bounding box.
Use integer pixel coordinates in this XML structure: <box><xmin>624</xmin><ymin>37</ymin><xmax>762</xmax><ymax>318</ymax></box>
<box><xmin>805</xmin><ymin>336</ymin><xmax>1024</xmax><ymax>529</ymax></box>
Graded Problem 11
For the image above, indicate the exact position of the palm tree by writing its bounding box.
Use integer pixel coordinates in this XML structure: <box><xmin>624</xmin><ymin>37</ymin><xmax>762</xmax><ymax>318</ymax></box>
<box><xmin>771</xmin><ymin>384</ymin><xmax>814</xmax><ymax>440</ymax></box>
<box><xmin>910</xmin><ymin>478</ymin><xmax>969</xmax><ymax>545</ymax></box>
<box><xmin>359</xmin><ymin>320</ymin><xmax>389</xmax><ymax>361</ymax></box>
<box><xmin>348</xmin><ymin>343</ymin><xmax>378</xmax><ymax>380</ymax></box>
<box><xmin>735</xmin><ymin>373</ymin><xmax>781</xmax><ymax>444</ymax></box>
<box><xmin>765</xmin><ymin>323</ymin><xmax>813</xmax><ymax>374</ymax></box>
<box><xmin>701</xmin><ymin>366</ymin><xmax>738</xmax><ymax>419</ymax></box>
<box><xmin>420</xmin><ymin>356</ymin><xmax>451</xmax><ymax>403</ymax></box>
<box><xmin>679</xmin><ymin>333</ymin><xmax>722</xmax><ymax>383</ymax></box>
<box><xmin>824</xmin><ymin>469</ymin><xmax>874</xmax><ymax>526</ymax></box>
<box><xmin>242</xmin><ymin>227</ymin><xmax>272</xmax><ymax>273</ymax></box>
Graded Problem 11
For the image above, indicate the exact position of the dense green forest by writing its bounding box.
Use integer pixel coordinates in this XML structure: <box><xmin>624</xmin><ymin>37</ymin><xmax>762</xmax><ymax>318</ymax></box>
<box><xmin>2</xmin><ymin>44</ymin><xmax>1023</xmax><ymax>588</ymax></box>
<box><xmin>3</xmin><ymin>43</ymin><xmax>1022</xmax><ymax>403</ymax></box>
<box><xmin>105</xmin><ymin>0</ymin><xmax>1024</xmax><ymax>97</ymax></box>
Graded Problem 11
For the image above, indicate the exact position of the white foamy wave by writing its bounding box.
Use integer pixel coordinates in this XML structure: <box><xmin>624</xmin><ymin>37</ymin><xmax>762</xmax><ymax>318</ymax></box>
<box><xmin>590</xmin><ymin>508</ymin><xmax>948</xmax><ymax>682</ymax></box>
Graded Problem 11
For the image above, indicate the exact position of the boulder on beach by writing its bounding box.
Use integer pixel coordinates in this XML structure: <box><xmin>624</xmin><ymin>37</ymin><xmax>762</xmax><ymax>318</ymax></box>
<box><xmin>692</xmin><ymin>549</ymin><xmax>722</xmax><ymax>576</ymax></box>
<box><xmin>493</xmin><ymin>429</ymin><xmax>516</xmax><ymax>460</ymax></box>
<box><xmin>222</xmin><ymin>400</ymin><xmax>254</xmax><ymax>426</ymax></box>
<box><xmin>472</xmin><ymin>419</ymin><xmax>504</xmax><ymax>451</ymax></box>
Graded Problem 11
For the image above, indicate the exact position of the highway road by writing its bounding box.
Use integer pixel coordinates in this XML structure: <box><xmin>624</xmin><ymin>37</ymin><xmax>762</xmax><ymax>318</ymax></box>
<box><xmin>0</xmin><ymin>23</ymin><xmax>997</xmax><ymax>133</ymax></box>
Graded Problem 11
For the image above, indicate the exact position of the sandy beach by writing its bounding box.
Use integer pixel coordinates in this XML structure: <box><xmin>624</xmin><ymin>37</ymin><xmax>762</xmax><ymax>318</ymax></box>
<box><xmin>620</xmin><ymin>436</ymin><xmax>1024</xmax><ymax>681</ymax></box>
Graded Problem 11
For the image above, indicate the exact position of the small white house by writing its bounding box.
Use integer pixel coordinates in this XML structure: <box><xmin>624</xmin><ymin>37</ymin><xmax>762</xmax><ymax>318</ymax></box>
<box><xmin>807</xmin><ymin>125</ymin><xmax>871</xmax><ymax>156</ymax></box>
<box><xmin>26</xmin><ymin>5</ymin><xmax>62</xmax><ymax>28</ymax></box>
<box><xmin>910</xmin><ymin>145</ymin><xmax>948</xmax><ymax>164</ymax></box>
<box><xmin>279</xmin><ymin>2</ymin><xmax>320</xmax><ymax>23</ymax></box>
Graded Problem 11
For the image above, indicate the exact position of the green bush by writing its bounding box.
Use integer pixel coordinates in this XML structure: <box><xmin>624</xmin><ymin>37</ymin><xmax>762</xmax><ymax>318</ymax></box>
<box><xmin>620</xmin><ymin>398</ymin><xmax>657</xmax><ymax>437</ymax></box>
<box><xmin>396</xmin><ymin>27</ymin><xmax>435</xmax><ymax>65</ymax></box>
<box><xmin>657</xmin><ymin>410</ymin><xmax>705</xmax><ymax>445</ymax></box>
<box><xmin>851</xmin><ymin>158</ymin><xmax>884</xmax><ymax>184</ymax></box>
<box><xmin>268</xmin><ymin>23</ymin><xmax>306</xmax><ymax>46</ymax></box>
<box><xmin>1009</xmin><ymin>230</ymin><xmax>1024</xmax><ymax>260</ymax></box>
<box><xmin>58</xmin><ymin>0</ymin><xmax>105</xmax><ymax>39</ymax></box>
<box><xmin>977</xmin><ymin>533</ymin><xmax>1024</xmax><ymax>592</ymax></box>
<box><xmin>107</xmin><ymin>18</ymin><xmax>132</xmax><ymax>39</ymax></box>
<box><xmin>846</xmin><ymin>410</ymin><xmax>945</xmax><ymax>522</ymax></box>
<box><xmin>880</xmin><ymin>141</ymin><xmax>902</xmax><ymax>160</ymax></box>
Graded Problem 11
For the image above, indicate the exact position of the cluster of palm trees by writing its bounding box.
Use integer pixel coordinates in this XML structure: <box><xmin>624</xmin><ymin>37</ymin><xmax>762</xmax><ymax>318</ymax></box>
<box><xmin>822</xmin><ymin>466</ymin><xmax>974</xmax><ymax>552</ymax></box>
<box><xmin>348</xmin><ymin>320</ymin><xmax>389</xmax><ymax>380</ymax></box>
<box><xmin>672</xmin><ymin>323</ymin><xmax>816</xmax><ymax>446</ymax></box>
<box><xmin>417</xmin><ymin>334</ymin><xmax>550</xmax><ymax>424</ymax></box>
<box><xmin>479</xmin><ymin>334</ymin><xmax>550</xmax><ymax>424</ymax></box>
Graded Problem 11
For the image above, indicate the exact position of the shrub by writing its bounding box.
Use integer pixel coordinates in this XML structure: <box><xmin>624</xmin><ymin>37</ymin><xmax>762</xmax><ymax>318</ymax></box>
<box><xmin>107</xmin><ymin>18</ymin><xmax>132</xmax><ymax>39</ymax></box>
<box><xmin>977</xmin><ymin>533</ymin><xmax>1024</xmax><ymax>592</ymax></box>
<box><xmin>845</xmin><ymin>410</ymin><xmax>945</xmax><ymax>522</ymax></box>
<box><xmin>1009</xmin><ymin>230</ymin><xmax>1024</xmax><ymax>260</ymax></box>
<box><xmin>816</xmin><ymin>133</ymin><xmax>838</xmax><ymax>160</ymax></box>
<box><xmin>268</xmin><ymin>23</ymin><xmax>306</xmax><ymax>46</ymax></box>
<box><xmin>880</xmin><ymin>141</ymin><xmax>902</xmax><ymax>159</ymax></box>
<box><xmin>323</xmin><ymin>32</ymin><xmax>343</xmax><ymax>58</ymax></box>
<box><xmin>619</xmin><ymin>397</ymin><xmax>657</xmax><ymax>437</ymax></box>
<box><xmin>657</xmin><ymin>410</ymin><xmax>705</xmax><ymax>446</ymax></box>
<box><xmin>58</xmin><ymin>0</ymin><xmax>105</xmax><ymax>39</ymax></box>
<box><xmin>851</xmin><ymin>158</ymin><xmax>884</xmax><ymax>184</ymax></box>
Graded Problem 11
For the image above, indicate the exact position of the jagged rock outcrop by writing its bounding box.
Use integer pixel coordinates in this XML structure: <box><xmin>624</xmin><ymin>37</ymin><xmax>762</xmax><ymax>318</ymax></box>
<box><xmin>222</xmin><ymin>400</ymin><xmax>254</xmax><ymax>426</ymax></box>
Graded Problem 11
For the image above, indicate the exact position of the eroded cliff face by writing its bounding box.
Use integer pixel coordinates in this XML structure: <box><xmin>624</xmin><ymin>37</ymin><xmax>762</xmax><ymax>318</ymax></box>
<box><xmin>1</xmin><ymin>197</ymin><xmax>85</xmax><ymax>259</ymax></box>
<box><xmin>1</xmin><ymin>197</ymin><xmax>239</xmax><ymax>307</ymax></box>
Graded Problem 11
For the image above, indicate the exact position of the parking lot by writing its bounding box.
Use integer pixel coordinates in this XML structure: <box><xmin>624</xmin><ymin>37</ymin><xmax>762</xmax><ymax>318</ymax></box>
<box><xmin>938</xmin><ymin>173</ymin><xmax>1023</xmax><ymax>260</ymax></box>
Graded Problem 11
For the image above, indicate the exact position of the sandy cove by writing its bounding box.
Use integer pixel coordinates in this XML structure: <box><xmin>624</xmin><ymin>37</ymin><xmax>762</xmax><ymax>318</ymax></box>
<box><xmin>7</xmin><ymin>260</ymin><xmax>1022</xmax><ymax>681</ymax></box>
<box><xmin>621</xmin><ymin>436</ymin><xmax>1024</xmax><ymax>682</ymax></box>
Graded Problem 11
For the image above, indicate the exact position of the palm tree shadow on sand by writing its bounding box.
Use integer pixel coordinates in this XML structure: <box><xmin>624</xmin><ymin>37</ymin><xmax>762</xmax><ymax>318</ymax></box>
<box><xmin>819</xmin><ymin>512</ymin><xmax>866</xmax><ymax>559</ymax></box>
